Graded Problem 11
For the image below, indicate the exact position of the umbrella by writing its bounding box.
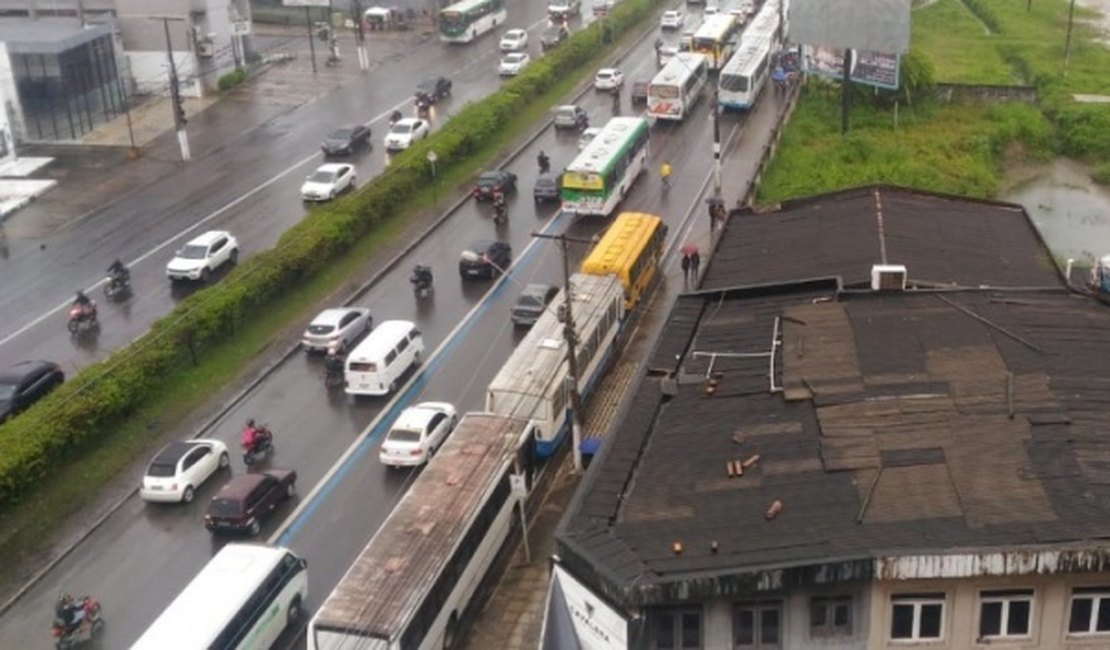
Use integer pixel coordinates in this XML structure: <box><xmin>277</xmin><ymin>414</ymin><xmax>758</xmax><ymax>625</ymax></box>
<box><xmin>681</xmin><ymin>243</ymin><xmax>699</xmax><ymax>256</ymax></box>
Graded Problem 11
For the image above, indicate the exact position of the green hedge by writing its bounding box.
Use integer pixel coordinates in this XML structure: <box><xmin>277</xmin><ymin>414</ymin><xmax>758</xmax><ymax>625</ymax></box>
<box><xmin>0</xmin><ymin>0</ymin><xmax>663</xmax><ymax>507</ymax></box>
<box><xmin>218</xmin><ymin>68</ymin><xmax>247</xmax><ymax>91</ymax></box>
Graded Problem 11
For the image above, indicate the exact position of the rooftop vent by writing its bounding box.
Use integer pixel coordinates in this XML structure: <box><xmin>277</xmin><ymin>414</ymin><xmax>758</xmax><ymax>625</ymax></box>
<box><xmin>871</xmin><ymin>264</ymin><xmax>907</xmax><ymax>291</ymax></box>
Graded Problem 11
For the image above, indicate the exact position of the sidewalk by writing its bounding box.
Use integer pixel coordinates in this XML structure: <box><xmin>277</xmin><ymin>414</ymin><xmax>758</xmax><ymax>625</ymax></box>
<box><xmin>459</xmin><ymin>87</ymin><xmax>799</xmax><ymax>650</ymax></box>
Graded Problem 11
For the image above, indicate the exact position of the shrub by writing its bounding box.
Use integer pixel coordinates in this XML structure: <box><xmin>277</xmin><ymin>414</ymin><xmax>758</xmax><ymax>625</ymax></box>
<box><xmin>217</xmin><ymin>68</ymin><xmax>247</xmax><ymax>91</ymax></box>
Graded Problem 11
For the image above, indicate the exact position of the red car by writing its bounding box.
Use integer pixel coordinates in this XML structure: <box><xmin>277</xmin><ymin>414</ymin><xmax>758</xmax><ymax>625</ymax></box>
<box><xmin>204</xmin><ymin>468</ymin><xmax>296</xmax><ymax>536</ymax></box>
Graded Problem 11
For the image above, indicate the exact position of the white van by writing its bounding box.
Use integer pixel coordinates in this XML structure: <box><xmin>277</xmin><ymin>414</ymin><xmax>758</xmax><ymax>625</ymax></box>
<box><xmin>344</xmin><ymin>320</ymin><xmax>424</xmax><ymax>396</ymax></box>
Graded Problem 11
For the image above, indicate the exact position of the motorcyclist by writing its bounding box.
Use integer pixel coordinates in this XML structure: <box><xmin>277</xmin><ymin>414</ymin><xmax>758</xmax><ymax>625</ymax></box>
<box><xmin>324</xmin><ymin>348</ymin><xmax>345</xmax><ymax>383</ymax></box>
<box><xmin>411</xmin><ymin>264</ymin><xmax>434</xmax><ymax>290</ymax></box>
<box><xmin>390</xmin><ymin>109</ymin><xmax>403</xmax><ymax>125</ymax></box>
<box><xmin>537</xmin><ymin>151</ymin><xmax>551</xmax><ymax>175</ymax></box>
<box><xmin>493</xmin><ymin>192</ymin><xmax>508</xmax><ymax>222</ymax></box>
<box><xmin>55</xmin><ymin>594</ymin><xmax>84</xmax><ymax>635</ymax></box>
<box><xmin>241</xmin><ymin>418</ymin><xmax>271</xmax><ymax>453</ymax></box>
<box><xmin>107</xmin><ymin>259</ymin><xmax>130</xmax><ymax>289</ymax></box>
<box><xmin>73</xmin><ymin>290</ymin><xmax>92</xmax><ymax>308</ymax></box>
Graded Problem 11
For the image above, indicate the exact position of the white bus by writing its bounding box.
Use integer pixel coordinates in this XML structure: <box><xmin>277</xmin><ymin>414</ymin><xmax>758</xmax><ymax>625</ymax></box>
<box><xmin>691</xmin><ymin>13</ymin><xmax>739</xmax><ymax>70</ymax></box>
<box><xmin>559</xmin><ymin>117</ymin><xmax>650</xmax><ymax>217</ymax></box>
<box><xmin>438</xmin><ymin>0</ymin><xmax>507</xmax><ymax>43</ymax></box>
<box><xmin>307</xmin><ymin>413</ymin><xmax>538</xmax><ymax>650</ymax></box>
<box><xmin>132</xmin><ymin>544</ymin><xmax>307</xmax><ymax>650</ymax></box>
<box><xmin>647</xmin><ymin>52</ymin><xmax>709</xmax><ymax>121</ymax></box>
<box><xmin>486</xmin><ymin>273</ymin><xmax>625</xmax><ymax>457</ymax></box>
<box><xmin>718</xmin><ymin>0</ymin><xmax>781</xmax><ymax>110</ymax></box>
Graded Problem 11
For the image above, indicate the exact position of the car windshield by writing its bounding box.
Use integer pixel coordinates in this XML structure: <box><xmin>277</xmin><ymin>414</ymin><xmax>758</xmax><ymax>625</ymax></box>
<box><xmin>307</xmin><ymin>324</ymin><xmax>335</xmax><ymax>335</ymax></box>
<box><xmin>179</xmin><ymin>244</ymin><xmax>209</xmax><ymax>260</ymax></box>
<box><xmin>505</xmin><ymin>30</ymin><xmax>524</xmax><ymax>39</ymax></box>
<box><xmin>417</xmin><ymin>79</ymin><xmax>437</xmax><ymax>92</ymax></box>
<box><xmin>329</xmin><ymin>128</ymin><xmax>354</xmax><ymax>139</ymax></box>
<box><xmin>207</xmin><ymin>498</ymin><xmax>243</xmax><ymax>518</ymax></box>
<box><xmin>478</xmin><ymin>174</ymin><xmax>501</xmax><ymax>186</ymax></box>
<box><xmin>558</xmin><ymin>108</ymin><xmax>577</xmax><ymax>119</ymax></box>
<box><xmin>387</xmin><ymin>428</ymin><xmax>422</xmax><ymax>443</ymax></box>
<box><xmin>147</xmin><ymin>461</ymin><xmax>176</xmax><ymax>478</ymax></box>
<box><xmin>517</xmin><ymin>295</ymin><xmax>543</xmax><ymax>308</ymax></box>
<box><xmin>536</xmin><ymin>177</ymin><xmax>556</xmax><ymax>188</ymax></box>
<box><xmin>504</xmin><ymin>54</ymin><xmax>525</xmax><ymax>63</ymax></box>
<box><xmin>391</xmin><ymin>123</ymin><xmax>413</xmax><ymax>134</ymax></box>
<box><xmin>309</xmin><ymin>170</ymin><xmax>337</xmax><ymax>183</ymax></box>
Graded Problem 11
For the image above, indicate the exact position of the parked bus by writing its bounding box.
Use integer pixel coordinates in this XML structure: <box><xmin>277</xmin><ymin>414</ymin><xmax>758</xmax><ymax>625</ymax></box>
<box><xmin>647</xmin><ymin>52</ymin><xmax>709</xmax><ymax>121</ymax></box>
<box><xmin>132</xmin><ymin>544</ymin><xmax>307</xmax><ymax>650</ymax></box>
<box><xmin>581</xmin><ymin>212</ymin><xmax>667</xmax><ymax>310</ymax></box>
<box><xmin>559</xmin><ymin>117</ymin><xmax>650</xmax><ymax>217</ymax></box>
<box><xmin>307</xmin><ymin>414</ymin><xmax>538</xmax><ymax>650</ymax></box>
<box><xmin>486</xmin><ymin>273</ymin><xmax>625</xmax><ymax>456</ymax></box>
<box><xmin>691</xmin><ymin>13</ymin><xmax>739</xmax><ymax>70</ymax></box>
<box><xmin>718</xmin><ymin>0</ymin><xmax>781</xmax><ymax>110</ymax></box>
<box><xmin>438</xmin><ymin>0</ymin><xmax>507</xmax><ymax>43</ymax></box>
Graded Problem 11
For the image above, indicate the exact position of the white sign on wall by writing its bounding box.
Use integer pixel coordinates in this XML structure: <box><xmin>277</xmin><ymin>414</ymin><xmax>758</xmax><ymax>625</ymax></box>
<box><xmin>282</xmin><ymin>0</ymin><xmax>331</xmax><ymax>7</ymax></box>
<box><xmin>542</xmin><ymin>564</ymin><xmax>629</xmax><ymax>650</ymax></box>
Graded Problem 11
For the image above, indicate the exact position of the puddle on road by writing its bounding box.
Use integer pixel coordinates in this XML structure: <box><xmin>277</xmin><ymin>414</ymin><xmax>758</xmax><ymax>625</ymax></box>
<box><xmin>1001</xmin><ymin>158</ymin><xmax>1110</xmax><ymax>267</ymax></box>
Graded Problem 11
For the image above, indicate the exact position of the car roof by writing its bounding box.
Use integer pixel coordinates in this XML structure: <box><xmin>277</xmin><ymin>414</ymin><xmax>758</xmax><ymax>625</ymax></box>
<box><xmin>152</xmin><ymin>440</ymin><xmax>203</xmax><ymax>466</ymax></box>
<box><xmin>0</xmin><ymin>360</ymin><xmax>56</xmax><ymax>383</ymax></box>
<box><xmin>505</xmin><ymin>28</ymin><xmax>526</xmax><ymax>36</ymax></box>
<box><xmin>395</xmin><ymin>118</ymin><xmax>421</xmax><ymax>127</ymax></box>
<box><xmin>522</xmin><ymin>283</ymin><xmax>555</xmax><ymax>297</ymax></box>
<box><xmin>311</xmin><ymin>308</ymin><xmax>361</xmax><ymax>326</ymax></box>
<box><xmin>393</xmin><ymin>402</ymin><xmax>450</xmax><ymax>429</ymax></box>
<box><xmin>315</xmin><ymin>163</ymin><xmax>349</xmax><ymax>173</ymax></box>
<box><xmin>535</xmin><ymin>174</ymin><xmax>557</xmax><ymax>185</ymax></box>
<box><xmin>215</xmin><ymin>472</ymin><xmax>271</xmax><ymax>499</ymax></box>
<box><xmin>597</xmin><ymin>68</ymin><xmax>619</xmax><ymax>75</ymax></box>
<box><xmin>187</xmin><ymin>230</ymin><xmax>230</xmax><ymax>246</ymax></box>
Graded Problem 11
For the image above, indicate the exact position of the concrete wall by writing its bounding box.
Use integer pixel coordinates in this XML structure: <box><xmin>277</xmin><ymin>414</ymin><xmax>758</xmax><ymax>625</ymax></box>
<box><xmin>0</xmin><ymin>41</ymin><xmax>24</xmax><ymax>156</ymax></box>
<box><xmin>867</xmin><ymin>573</ymin><xmax>1110</xmax><ymax>649</ymax></box>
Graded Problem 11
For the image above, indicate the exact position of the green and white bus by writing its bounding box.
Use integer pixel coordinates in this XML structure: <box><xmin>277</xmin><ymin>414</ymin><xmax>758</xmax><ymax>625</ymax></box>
<box><xmin>439</xmin><ymin>0</ymin><xmax>507</xmax><ymax>43</ymax></box>
<box><xmin>559</xmin><ymin>117</ymin><xmax>650</xmax><ymax>217</ymax></box>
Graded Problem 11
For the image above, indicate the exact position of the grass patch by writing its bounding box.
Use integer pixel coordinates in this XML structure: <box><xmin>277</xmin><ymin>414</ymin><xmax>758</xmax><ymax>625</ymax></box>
<box><xmin>912</xmin><ymin>0</ymin><xmax>1016</xmax><ymax>84</ymax></box>
<box><xmin>0</xmin><ymin>24</ymin><xmax>634</xmax><ymax>594</ymax></box>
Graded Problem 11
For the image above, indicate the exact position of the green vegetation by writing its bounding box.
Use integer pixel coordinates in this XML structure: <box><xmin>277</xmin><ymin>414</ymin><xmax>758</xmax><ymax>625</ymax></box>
<box><xmin>217</xmin><ymin>68</ymin><xmax>247</xmax><ymax>91</ymax></box>
<box><xmin>760</xmin><ymin>0</ymin><xmax>1110</xmax><ymax>203</ymax></box>
<box><xmin>0</xmin><ymin>0</ymin><xmax>666</xmax><ymax>582</ymax></box>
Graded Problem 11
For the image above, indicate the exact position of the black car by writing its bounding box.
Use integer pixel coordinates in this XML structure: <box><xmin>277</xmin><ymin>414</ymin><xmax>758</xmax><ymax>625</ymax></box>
<box><xmin>459</xmin><ymin>241</ymin><xmax>512</xmax><ymax>279</ymax></box>
<box><xmin>540</xmin><ymin>24</ymin><xmax>569</xmax><ymax>51</ymax></box>
<box><xmin>415</xmin><ymin>76</ymin><xmax>452</xmax><ymax>104</ymax></box>
<box><xmin>204</xmin><ymin>468</ymin><xmax>297</xmax><ymax>536</ymax></box>
<box><xmin>321</xmin><ymin>124</ymin><xmax>371</xmax><ymax>155</ymax></box>
<box><xmin>533</xmin><ymin>174</ymin><xmax>560</xmax><ymax>203</ymax></box>
<box><xmin>511</xmin><ymin>284</ymin><xmax>559</xmax><ymax>327</ymax></box>
<box><xmin>472</xmin><ymin>170</ymin><xmax>518</xmax><ymax>201</ymax></box>
<box><xmin>0</xmin><ymin>360</ymin><xmax>64</xmax><ymax>421</ymax></box>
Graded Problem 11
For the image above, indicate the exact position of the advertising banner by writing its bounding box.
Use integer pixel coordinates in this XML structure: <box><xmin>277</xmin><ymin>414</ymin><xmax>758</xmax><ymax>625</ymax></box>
<box><xmin>801</xmin><ymin>45</ymin><xmax>901</xmax><ymax>90</ymax></box>
<box><xmin>541</xmin><ymin>564</ymin><xmax>629</xmax><ymax>650</ymax></box>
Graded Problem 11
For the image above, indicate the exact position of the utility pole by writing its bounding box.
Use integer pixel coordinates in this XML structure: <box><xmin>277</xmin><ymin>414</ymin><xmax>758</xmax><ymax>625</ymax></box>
<box><xmin>533</xmin><ymin>231</ymin><xmax>593</xmax><ymax>473</ymax></box>
<box><xmin>711</xmin><ymin>85</ymin><xmax>722</xmax><ymax>197</ymax></box>
<box><xmin>1064</xmin><ymin>0</ymin><xmax>1077</xmax><ymax>76</ymax></box>
<box><xmin>152</xmin><ymin>16</ymin><xmax>190</xmax><ymax>161</ymax></box>
<box><xmin>350</xmin><ymin>0</ymin><xmax>369</xmax><ymax>71</ymax></box>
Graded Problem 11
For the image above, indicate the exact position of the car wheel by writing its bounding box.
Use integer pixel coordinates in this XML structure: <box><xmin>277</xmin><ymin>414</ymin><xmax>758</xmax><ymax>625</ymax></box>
<box><xmin>287</xmin><ymin>596</ymin><xmax>303</xmax><ymax>626</ymax></box>
<box><xmin>389</xmin><ymin>380</ymin><xmax>398</xmax><ymax>393</ymax></box>
<box><xmin>229</xmin><ymin>248</ymin><xmax>239</xmax><ymax>264</ymax></box>
<box><xmin>182</xmin><ymin>485</ymin><xmax>195</xmax><ymax>504</ymax></box>
<box><xmin>248</xmin><ymin>520</ymin><xmax>261</xmax><ymax>537</ymax></box>
<box><xmin>218</xmin><ymin>452</ymin><xmax>230</xmax><ymax>469</ymax></box>
<box><xmin>200</xmin><ymin>267</ymin><xmax>211</xmax><ymax>282</ymax></box>
<box><xmin>286</xmin><ymin>482</ymin><xmax>296</xmax><ymax>498</ymax></box>
<box><xmin>413</xmin><ymin>350</ymin><xmax>422</xmax><ymax>366</ymax></box>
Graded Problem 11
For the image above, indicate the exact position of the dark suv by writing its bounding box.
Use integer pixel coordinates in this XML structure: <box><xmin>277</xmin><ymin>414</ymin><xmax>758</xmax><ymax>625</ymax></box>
<box><xmin>472</xmin><ymin>170</ymin><xmax>518</xmax><ymax>201</ymax></box>
<box><xmin>459</xmin><ymin>241</ymin><xmax>512</xmax><ymax>279</ymax></box>
<box><xmin>204</xmin><ymin>469</ymin><xmax>297</xmax><ymax>536</ymax></box>
<box><xmin>415</xmin><ymin>76</ymin><xmax>452</xmax><ymax>104</ymax></box>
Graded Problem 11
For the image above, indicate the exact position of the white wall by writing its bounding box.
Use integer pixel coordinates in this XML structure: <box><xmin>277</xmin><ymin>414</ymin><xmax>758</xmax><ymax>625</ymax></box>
<box><xmin>0</xmin><ymin>42</ymin><xmax>22</xmax><ymax>157</ymax></box>
<box><xmin>127</xmin><ymin>50</ymin><xmax>202</xmax><ymax>98</ymax></box>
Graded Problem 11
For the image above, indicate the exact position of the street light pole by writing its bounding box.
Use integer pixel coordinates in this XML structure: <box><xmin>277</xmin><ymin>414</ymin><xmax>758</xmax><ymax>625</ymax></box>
<box><xmin>712</xmin><ymin>85</ymin><xmax>722</xmax><ymax>197</ymax></box>
<box><xmin>350</xmin><ymin>0</ymin><xmax>369</xmax><ymax>71</ymax></box>
<box><xmin>152</xmin><ymin>15</ymin><xmax>190</xmax><ymax>161</ymax></box>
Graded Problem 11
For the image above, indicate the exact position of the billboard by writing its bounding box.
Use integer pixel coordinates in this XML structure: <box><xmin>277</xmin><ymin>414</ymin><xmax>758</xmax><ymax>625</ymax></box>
<box><xmin>802</xmin><ymin>45</ymin><xmax>901</xmax><ymax>90</ymax></box>
<box><xmin>541</xmin><ymin>564</ymin><xmax>629</xmax><ymax>650</ymax></box>
<box><xmin>788</xmin><ymin>0</ymin><xmax>910</xmax><ymax>54</ymax></box>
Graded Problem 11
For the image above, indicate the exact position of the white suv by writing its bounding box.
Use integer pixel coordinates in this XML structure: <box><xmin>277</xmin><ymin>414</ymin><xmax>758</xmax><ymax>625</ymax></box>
<box><xmin>166</xmin><ymin>230</ymin><xmax>239</xmax><ymax>282</ymax></box>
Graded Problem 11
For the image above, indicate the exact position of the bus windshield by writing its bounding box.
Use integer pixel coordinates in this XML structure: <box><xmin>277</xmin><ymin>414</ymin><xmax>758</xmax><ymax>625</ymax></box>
<box><xmin>439</xmin><ymin>11</ymin><xmax>467</xmax><ymax>29</ymax></box>
<box><xmin>650</xmin><ymin>84</ymin><xmax>680</xmax><ymax>99</ymax></box>
<box><xmin>719</xmin><ymin>73</ymin><xmax>748</xmax><ymax>92</ymax></box>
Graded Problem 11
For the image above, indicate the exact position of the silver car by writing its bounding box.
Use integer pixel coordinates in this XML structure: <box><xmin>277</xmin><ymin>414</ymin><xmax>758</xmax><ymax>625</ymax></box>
<box><xmin>302</xmin><ymin>307</ymin><xmax>372</xmax><ymax>353</ymax></box>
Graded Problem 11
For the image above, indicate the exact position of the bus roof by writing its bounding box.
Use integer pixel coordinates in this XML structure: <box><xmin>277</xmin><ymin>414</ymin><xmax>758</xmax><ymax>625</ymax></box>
<box><xmin>440</xmin><ymin>0</ymin><xmax>494</xmax><ymax>14</ymax></box>
<box><xmin>486</xmin><ymin>273</ymin><xmax>622</xmax><ymax>414</ymax></box>
<box><xmin>311</xmin><ymin>413</ymin><xmax>532</xmax><ymax>640</ymax></box>
<box><xmin>565</xmin><ymin>117</ymin><xmax>648</xmax><ymax>175</ymax></box>
<box><xmin>694</xmin><ymin>13</ymin><xmax>736</xmax><ymax>40</ymax></box>
<box><xmin>651</xmin><ymin>52</ymin><xmax>708</xmax><ymax>87</ymax></box>
<box><xmin>132</xmin><ymin>544</ymin><xmax>293</xmax><ymax>649</ymax></box>
<box><xmin>721</xmin><ymin>33</ymin><xmax>773</xmax><ymax>77</ymax></box>
<box><xmin>580</xmin><ymin>212</ymin><xmax>665</xmax><ymax>278</ymax></box>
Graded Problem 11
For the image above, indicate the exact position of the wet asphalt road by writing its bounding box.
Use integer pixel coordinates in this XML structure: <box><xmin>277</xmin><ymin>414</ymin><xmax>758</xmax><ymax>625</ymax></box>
<box><xmin>0</xmin><ymin>4</ymin><xmax>741</xmax><ymax>648</ymax></box>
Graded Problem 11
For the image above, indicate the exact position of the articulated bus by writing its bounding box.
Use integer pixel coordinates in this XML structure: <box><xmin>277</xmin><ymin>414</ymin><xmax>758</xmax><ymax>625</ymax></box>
<box><xmin>559</xmin><ymin>117</ymin><xmax>650</xmax><ymax>217</ymax></box>
<box><xmin>307</xmin><ymin>414</ymin><xmax>537</xmax><ymax>650</ymax></box>
<box><xmin>132</xmin><ymin>544</ymin><xmax>308</xmax><ymax>650</ymax></box>
<box><xmin>438</xmin><ymin>0</ymin><xmax>507</xmax><ymax>43</ymax></box>
<box><xmin>486</xmin><ymin>273</ymin><xmax>626</xmax><ymax>457</ymax></box>
<box><xmin>581</xmin><ymin>212</ymin><xmax>667</xmax><ymax>310</ymax></box>
<box><xmin>691</xmin><ymin>13</ymin><xmax>739</xmax><ymax>70</ymax></box>
<box><xmin>718</xmin><ymin>0</ymin><xmax>781</xmax><ymax>110</ymax></box>
<box><xmin>647</xmin><ymin>52</ymin><xmax>709</xmax><ymax>121</ymax></box>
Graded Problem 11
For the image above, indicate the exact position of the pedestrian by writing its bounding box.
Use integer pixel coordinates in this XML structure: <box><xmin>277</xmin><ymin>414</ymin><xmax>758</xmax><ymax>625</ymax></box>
<box><xmin>691</xmin><ymin>250</ymin><xmax>701</xmax><ymax>280</ymax></box>
<box><xmin>681</xmin><ymin>253</ymin><xmax>692</xmax><ymax>283</ymax></box>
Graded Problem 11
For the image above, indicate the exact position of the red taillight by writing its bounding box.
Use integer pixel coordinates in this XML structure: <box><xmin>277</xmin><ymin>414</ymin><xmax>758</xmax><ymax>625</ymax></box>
<box><xmin>410</xmin><ymin>449</ymin><xmax>423</xmax><ymax>456</ymax></box>
<box><xmin>51</xmin><ymin>626</ymin><xmax>62</xmax><ymax>637</ymax></box>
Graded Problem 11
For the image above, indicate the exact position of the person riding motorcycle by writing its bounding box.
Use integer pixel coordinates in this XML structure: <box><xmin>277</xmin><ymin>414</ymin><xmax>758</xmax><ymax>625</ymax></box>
<box><xmin>390</xmin><ymin>109</ymin><xmax>403</xmax><ymax>125</ymax></box>
<box><xmin>73</xmin><ymin>290</ymin><xmax>92</xmax><ymax>308</ymax></box>
<box><xmin>240</xmin><ymin>419</ymin><xmax>271</xmax><ymax>454</ymax></box>
<box><xmin>55</xmin><ymin>593</ymin><xmax>84</xmax><ymax>635</ymax></box>
<box><xmin>411</xmin><ymin>264</ymin><xmax>434</xmax><ymax>291</ymax></box>
<box><xmin>323</xmin><ymin>349</ymin><xmax>345</xmax><ymax>383</ymax></box>
<box><xmin>537</xmin><ymin>151</ymin><xmax>551</xmax><ymax>175</ymax></box>
<box><xmin>493</xmin><ymin>192</ymin><xmax>508</xmax><ymax>222</ymax></box>
<box><xmin>107</xmin><ymin>259</ymin><xmax>130</xmax><ymax>290</ymax></box>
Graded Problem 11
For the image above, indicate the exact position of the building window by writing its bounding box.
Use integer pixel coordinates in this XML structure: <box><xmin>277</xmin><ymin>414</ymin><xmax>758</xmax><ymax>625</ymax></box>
<box><xmin>890</xmin><ymin>593</ymin><xmax>945</xmax><ymax>642</ymax></box>
<box><xmin>649</xmin><ymin>607</ymin><xmax>702</xmax><ymax>650</ymax></box>
<box><xmin>1069</xmin><ymin>587</ymin><xmax>1110</xmax><ymax>636</ymax></box>
<box><xmin>978</xmin><ymin>589</ymin><xmax>1033</xmax><ymax>640</ymax></box>
<box><xmin>733</xmin><ymin>600</ymin><xmax>782</xmax><ymax>648</ymax></box>
<box><xmin>811</xmin><ymin>596</ymin><xmax>852</xmax><ymax>637</ymax></box>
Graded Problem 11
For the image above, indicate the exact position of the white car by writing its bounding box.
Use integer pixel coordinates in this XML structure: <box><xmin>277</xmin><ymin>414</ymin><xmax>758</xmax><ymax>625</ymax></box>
<box><xmin>661</xmin><ymin>9</ymin><xmax>684</xmax><ymax>29</ymax></box>
<box><xmin>500</xmin><ymin>52</ymin><xmax>531</xmax><ymax>76</ymax></box>
<box><xmin>704</xmin><ymin>3</ymin><xmax>719</xmax><ymax>15</ymax></box>
<box><xmin>379</xmin><ymin>402</ymin><xmax>459</xmax><ymax>467</ymax></box>
<box><xmin>594</xmin><ymin>67</ymin><xmax>624</xmax><ymax>90</ymax></box>
<box><xmin>384</xmin><ymin>118</ymin><xmax>430</xmax><ymax>151</ymax></box>
<box><xmin>578</xmin><ymin>126</ymin><xmax>602</xmax><ymax>150</ymax></box>
<box><xmin>166</xmin><ymin>230</ymin><xmax>239</xmax><ymax>282</ymax></box>
<box><xmin>302</xmin><ymin>307</ymin><xmax>372</xmax><ymax>353</ymax></box>
<box><xmin>300</xmin><ymin>163</ymin><xmax>356</xmax><ymax>201</ymax></box>
<box><xmin>140</xmin><ymin>439</ymin><xmax>230</xmax><ymax>503</ymax></box>
<box><xmin>500</xmin><ymin>28</ymin><xmax>528</xmax><ymax>52</ymax></box>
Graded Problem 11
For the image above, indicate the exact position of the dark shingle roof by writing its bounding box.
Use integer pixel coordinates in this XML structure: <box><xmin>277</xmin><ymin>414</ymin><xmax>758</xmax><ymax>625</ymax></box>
<box><xmin>559</xmin><ymin>186</ymin><xmax>1110</xmax><ymax>606</ymax></box>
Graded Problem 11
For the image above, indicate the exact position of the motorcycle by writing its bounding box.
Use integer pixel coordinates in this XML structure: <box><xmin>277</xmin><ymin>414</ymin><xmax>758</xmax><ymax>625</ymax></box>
<box><xmin>323</xmin><ymin>365</ymin><xmax>345</xmax><ymax>389</ymax></box>
<box><xmin>103</xmin><ymin>272</ymin><xmax>130</xmax><ymax>302</ymax></box>
<box><xmin>67</xmin><ymin>302</ymin><xmax>98</xmax><ymax>334</ymax></box>
<box><xmin>51</xmin><ymin>596</ymin><xmax>104</xmax><ymax>649</ymax></box>
<box><xmin>415</xmin><ymin>95</ymin><xmax>431</xmax><ymax>119</ymax></box>
<box><xmin>538</xmin><ymin>154</ymin><xmax>551</xmax><ymax>176</ymax></box>
<box><xmin>410</xmin><ymin>266</ymin><xmax>433</xmax><ymax>299</ymax></box>
<box><xmin>241</xmin><ymin>426</ymin><xmax>274</xmax><ymax>466</ymax></box>
<box><xmin>493</xmin><ymin>198</ymin><xmax>508</xmax><ymax>225</ymax></box>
